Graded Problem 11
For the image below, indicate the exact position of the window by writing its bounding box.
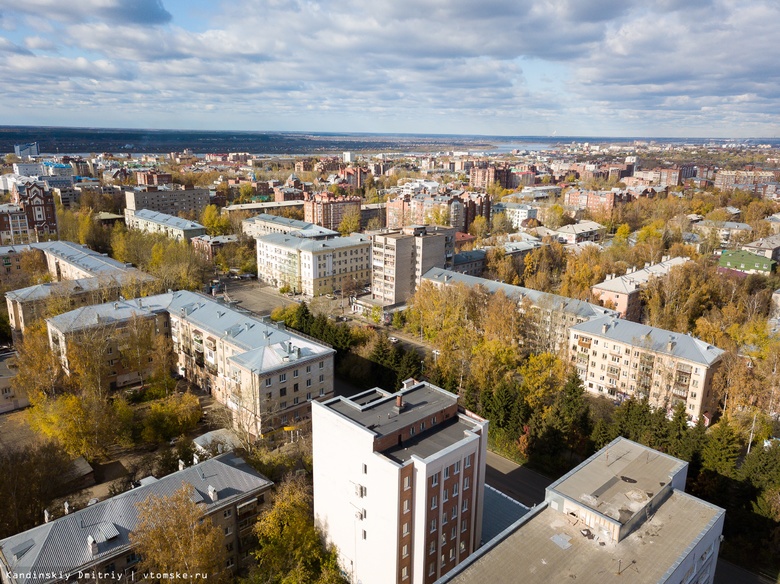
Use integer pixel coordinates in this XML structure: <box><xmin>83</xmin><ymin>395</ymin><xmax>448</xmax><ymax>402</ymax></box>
<box><xmin>362</xmin><ymin>530</ymin><xmax>367</xmax><ymax>540</ymax></box>
<box><xmin>362</xmin><ymin>463</ymin><xmax>368</xmax><ymax>474</ymax></box>
<box><xmin>319</xmin><ymin>374</ymin><xmax>324</xmax><ymax>382</ymax></box>
<box><xmin>430</xmin><ymin>519</ymin><xmax>437</xmax><ymax>533</ymax></box>
<box><xmin>226</xmin><ymin>542</ymin><xmax>234</xmax><ymax>552</ymax></box>
<box><xmin>279</xmin><ymin>373</ymin><xmax>286</xmax><ymax>382</ymax></box>
<box><xmin>224</xmin><ymin>526</ymin><xmax>232</xmax><ymax>536</ymax></box>
<box><xmin>462</xmin><ymin>499</ymin><xmax>469</xmax><ymax>512</ymax></box>
<box><xmin>107</xmin><ymin>346</ymin><xmax>113</xmax><ymax>354</ymax></box>
<box><xmin>223</xmin><ymin>509</ymin><xmax>232</xmax><ymax>518</ymax></box>
<box><xmin>226</xmin><ymin>558</ymin><xmax>235</xmax><ymax>568</ymax></box>
<box><xmin>432</xmin><ymin>473</ymin><xmax>439</xmax><ymax>487</ymax></box>
<box><xmin>319</xmin><ymin>361</ymin><xmax>324</xmax><ymax>369</ymax></box>
<box><xmin>442</xmin><ymin>513</ymin><xmax>447</xmax><ymax>525</ymax></box>
<box><xmin>293</xmin><ymin>383</ymin><xmax>299</xmax><ymax>392</ymax></box>
<box><xmin>431</xmin><ymin>495</ymin><xmax>438</xmax><ymax>509</ymax></box>
<box><xmin>306</xmin><ymin>379</ymin><xmax>312</xmax><ymax>387</ymax></box>
<box><xmin>403</xmin><ymin>522</ymin><xmax>409</xmax><ymax>536</ymax></box>
<box><xmin>404</xmin><ymin>476</ymin><xmax>411</xmax><ymax>490</ymax></box>
<box><xmin>444</xmin><ymin>466</ymin><xmax>450</xmax><ymax>479</ymax></box>
<box><xmin>451</xmin><ymin>506</ymin><xmax>457</xmax><ymax>520</ymax></box>
<box><xmin>280</xmin><ymin>401</ymin><xmax>286</xmax><ymax>409</ymax></box>
<box><xmin>319</xmin><ymin>388</ymin><xmax>325</xmax><ymax>397</ymax></box>
<box><xmin>461</xmin><ymin>519</ymin><xmax>467</xmax><ymax>533</ymax></box>
<box><xmin>280</xmin><ymin>387</ymin><xmax>287</xmax><ymax>397</ymax></box>
<box><xmin>454</xmin><ymin>461</ymin><xmax>460</xmax><ymax>474</ymax></box>
<box><xmin>429</xmin><ymin>562</ymin><xmax>435</xmax><ymax>576</ymax></box>
<box><xmin>429</xmin><ymin>540</ymin><xmax>435</xmax><ymax>555</ymax></box>
<box><xmin>402</xmin><ymin>544</ymin><xmax>409</xmax><ymax>558</ymax></box>
<box><xmin>293</xmin><ymin>397</ymin><xmax>299</xmax><ymax>405</ymax></box>
<box><xmin>293</xmin><ymin>369</ymin><xmax>298</xmax><ymax>378</ymax></box>
<box><xmin>401</xmin><ymin>566</ymin><xmax>408</xmax><ymax>580</ymax></box>
<box><xmin>265</xmin><ymin>378</ymin><xmax>272</xmax><ymax>387</ymax></box>
<box><xmin>443</xmin><ymin>488</ymin><xmax>448</xmax><ymax>502</ymax></box>
<box><xmin>306</xmin><ymin>392</ymin><xmax>312</xmax><ymax>401</ymax></box>
<box><xmin>453</xmin><ymin>483</ymin><xmax>459</xmax><ymax>497</ymax></box>
<box><xmin>403</xmin><ymin>499</ymin><xmax>410</xmax><ymax>513</ymax></box>
<box><xmin>460</xmin><ymin>540</ymin><xmax>466</xmax><ymax>553</ymax></box>
<box><xmin>465</xmin><ymin>455</ymin><xmax>472</xmax><ymax>469</ymax></box>
<box><xmin>306</xmin><ymin>365</ymin><xmax>311</xmax><ymax>373</ymax></box>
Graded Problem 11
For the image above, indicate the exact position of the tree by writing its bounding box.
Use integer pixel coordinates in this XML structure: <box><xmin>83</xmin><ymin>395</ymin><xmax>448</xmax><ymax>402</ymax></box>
<box><xmin>130</xmin><ymin>483</ymin><xmax>226</xmax><ymax>577</ymax></box>
<box><xmin>491</xmin><ymin>212</ymin><xmax>514</xmax><ymax>235</ymax></box>
<box><xmin>141</xmin><ymin>392</ymin><xmax>202</xmax><ymax>444</ymax></box>
<box><xmin>120</xmin><ymin>314</ymin><xmax>157</xmax><ymax>388</ymax></box>
<box><xmin>337</xmin><ymin>207</ymin><xmax>361</xmax><ymax>236</ymax></box>
<box><xmin>701</xmin><ymin>420</ymin><xmax>742</xmax><ymax>478</ymax></box>
<box><xmin>468</xmin><ymin>216</ymin><xmax>488</xmax><ymax>239</ymax></box>
<box><xmin>251</xmin><ymin>474</ymin><xmax>346</xmax><ymax>584</ymax></box>
<box><xmin>200</xmin><ymin>204</ymin><xmax>233</xmax><ymax>236</ymax></box>
<box><xmin>11</xmin><ymin>321</ymin><xmax>63</xmax><ymax>400</ymax></box>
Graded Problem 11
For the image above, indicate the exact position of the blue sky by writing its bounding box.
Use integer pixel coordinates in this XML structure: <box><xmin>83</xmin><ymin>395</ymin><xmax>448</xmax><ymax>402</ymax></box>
<box><xmin>0</xmin><ymin>0</ymin><xmax>778</xmax><ymax>138</ymax></box>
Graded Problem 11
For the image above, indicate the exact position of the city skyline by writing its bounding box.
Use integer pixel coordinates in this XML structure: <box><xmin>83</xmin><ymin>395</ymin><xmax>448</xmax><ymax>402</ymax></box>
<box><xmin>0</xmin><ymin>0</ymin><xmax>778</xmax><ymax>139</ymax></box>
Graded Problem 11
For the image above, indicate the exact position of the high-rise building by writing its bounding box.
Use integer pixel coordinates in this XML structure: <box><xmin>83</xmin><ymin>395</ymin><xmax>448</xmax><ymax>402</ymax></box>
<box><xmin>312</xmin><ymin>380</ymin><xmax>488</xmax><ymax>584</ymax></box>
<box><xmin>371</xmin><ymin>225</ymin><xmax>455</xmax><ymax>306</ymax></box>
<box><xmin>304</xmin><ymin>192</ymin><xmax>362</xmax><ymax>231</ymax></box>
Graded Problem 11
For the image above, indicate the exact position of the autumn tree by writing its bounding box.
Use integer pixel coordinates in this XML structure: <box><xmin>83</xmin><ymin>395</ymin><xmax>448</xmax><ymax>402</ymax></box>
<box><xmin>201</xmin><ymin>204</ymin><xmax>233</xmax><ymax>236</ymax></box>
<box><xmin>468</xmin><ymin>216</ymin><xmax>488</xmax><ymax>239</ymax></box>
<box><xmin>251</xmin><ymin>473</ymin><xmax>346</xmax><ymax>584</ymax></box>
<box><xmin>130</xmin><ymin>483</ymin><xmax>227</xmax><ymax>578</ymax></box>
<box><xmin>141</xmin><ymin>392</ymin><xmax>202</xmax><ymax>444</ymax></box>
<box><xmin>337</xmin><ymin>207</ymin><xmax>361</xmax><ymax>236</ymax></box>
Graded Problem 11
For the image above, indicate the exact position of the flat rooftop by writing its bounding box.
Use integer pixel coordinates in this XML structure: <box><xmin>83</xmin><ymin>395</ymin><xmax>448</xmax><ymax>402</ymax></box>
<box><xmin>326</xmin><ymin>382</ymin><xmax>458</xmax><ymax>439</ymax></box>
<box><xmin>550</xmin><ymin>439</ymin><xmax>686</xmax><ymax>526</ymax></box>
<box><xmin>382</xmin><ymin>417</ymin><xmax>477</xmax><ymax>463</ymax></box>
<box><xmin>443</xmin><ymin>492</ymin><xmax>723</xmax><ymax>584</ymax></box>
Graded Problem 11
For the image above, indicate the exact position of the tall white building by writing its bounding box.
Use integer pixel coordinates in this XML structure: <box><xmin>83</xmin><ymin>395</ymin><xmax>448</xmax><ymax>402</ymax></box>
<box><xmin>313</xmin><ymin>381</ymin><xmax>488</xmax><ymax>584</ymax></box>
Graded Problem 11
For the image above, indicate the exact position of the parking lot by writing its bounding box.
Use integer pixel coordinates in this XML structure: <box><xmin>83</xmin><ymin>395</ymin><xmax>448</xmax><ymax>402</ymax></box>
<box><xmin>221</xmin><ymin>279</ymin><xmax>296</xmax><ymax>315</ymax></box>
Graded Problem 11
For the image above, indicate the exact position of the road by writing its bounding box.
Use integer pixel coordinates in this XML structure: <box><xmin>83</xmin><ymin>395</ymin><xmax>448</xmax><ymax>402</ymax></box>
<box><xmin>485</xmin><ymin>450</ymin><xmax>552</xmax><ymax>507</ymax></box>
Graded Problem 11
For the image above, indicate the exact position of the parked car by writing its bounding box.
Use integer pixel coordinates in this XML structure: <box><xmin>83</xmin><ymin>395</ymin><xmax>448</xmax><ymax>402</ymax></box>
<box><xmin>389</xmin><ymin>336</ymin><xmax>399</xmax><ymax>344</ymax></box>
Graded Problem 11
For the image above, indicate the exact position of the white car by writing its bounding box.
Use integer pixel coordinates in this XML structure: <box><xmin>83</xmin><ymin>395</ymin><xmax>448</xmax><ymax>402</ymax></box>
<box><xmin>389</xmin><ymin>337</ymin><xmax>399</xmax><ymax>344</ymax></box>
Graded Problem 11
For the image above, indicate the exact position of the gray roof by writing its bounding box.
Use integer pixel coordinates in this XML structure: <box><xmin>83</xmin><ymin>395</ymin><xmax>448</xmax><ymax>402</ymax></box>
<box><xmin>571</xmin><ymin>316</ymin><xmax>724</xmax><ymax>366</ymax></box>
<box><xmin>743</xmin><ymin>233</ymin><xmax>780</xmax><ymax>250</ymax></box>
<box><xmin>244</xmin><ymin>213</ymin><xmax>339</xmax><ymax>238</ymax></box>
<box><xmin>695</xmin><ymin>219</ymin><xmax>752</xmax><ymax>231</ymax></box>
<box><xmin>0</xmin><ymin>241</ymin><xmax>135</xmax><ymax>276</ymax></box>
<box><xmin>591</xmin><ymin>257</ymin><xmax>689</xmax><ymax>295</ymax></box>
<box><xmin>481</xmin><ymin>485</ymin><xmax>529</xmax><ymax>543</ymax></box>
<box><xmin>453</xmin><ymin>250</ymin><xmax>486</xmax><ymax>265</ymax></box>
<box><xmin>422</xmin><ymin>268</ymin><xmax>616</xmax><ymax>321</ymax></box>
<box><xmin>6</xmin><ymin>271</ymin><xmax>154</xmax><ymax>304</ymax></box>
<box><xmin>257</xmin><ymin>232</ymin><xmax>370</xmax><ymax>252</ymax></box>
<box><xmin>0</xmin><ymin>453</ymin><xmax>272</xmax><ymax>584</ymax></box>
<box><xmin>47</xmin><ymin>294</ymin><xmax>174</xmax><ymax>334</ymax></box>
<box><xmin>132</xmin><ymin>209</ymin><xmax>205</xmax><ymax>230</ymax></box>
<box><xmin>191</xmin><ymin>234</ymin><xmax>239</xmax><ymax>245</ymax></box>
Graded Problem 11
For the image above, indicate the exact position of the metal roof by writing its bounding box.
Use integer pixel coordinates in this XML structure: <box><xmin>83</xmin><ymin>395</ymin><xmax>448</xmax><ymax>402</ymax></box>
<box><xmin>422</xmin><ymin>268</ymin><xmax>617</xmax><ymax>321</ymax></box>
<box><xmin>132</xmin><ymin>209</ymin><xmax>205</xmax><ymax>231</ymax></box>
<box><xmin>571</xmin><ymin>316</ymin><xmax>724</xmax><ymax>366</ymax></box>
<box><xmin>0</xmin><ymin>453</ymin><xmax>272</xmax><ymax>584</ymax></box>
<box><xmin>591</xmin><ymin>257</ymin><xmax>689</xmax><ymax>295</ymax></box>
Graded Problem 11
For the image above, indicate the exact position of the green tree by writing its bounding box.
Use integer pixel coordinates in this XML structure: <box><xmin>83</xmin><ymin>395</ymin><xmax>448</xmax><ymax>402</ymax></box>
<box><xmin>131</xmin><ymin>483</ymin><xmax>227</xmax><ymax>578</ymax></box>
<box><xmin>701</xmin><ymin>420</ymin><xmax>742</xmax><ymax>477</ymax></box>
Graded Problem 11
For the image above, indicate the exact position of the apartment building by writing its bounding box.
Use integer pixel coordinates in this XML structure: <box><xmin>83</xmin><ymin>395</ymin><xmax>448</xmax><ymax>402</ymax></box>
<box><xmin>47</xmin><ymin>291</ymin><xmax>335</xmax><ymax>436</ymax></box>
<box><xmin>423</xmin><ymin>268</ymin><xmax>616</xmax><ymax>353</ymax></box>
<box><xmin>124</xmin><ymin>185</ymin><xmax>210</xmax><ymax>218</ymax></box>
<box><xmin>440</xmin><ymin>437</ymin><xmax>724</xmax><ymax>584</ymax></box>
<box><xmin>125</xmin><ymin>209</ymin><xmax>207</xmax><ymax>241</ymax></box>
<box><xmin>242</xmin><ymin>213</ymin><xmax>338</xmax><ymax>240</ymax></box>
<box><xmin>564</xmin><ymin>189</ymin><xmax>632</xmax><ymax>212</ymax></box>
<box><xmin>135</xmin><ymin>169</ymin><xmax>172</xmax><ymax>186</ymax></box>
<box><xmin>0</xmin><ymin>453</ymin><xmax>273</xmax><ymax>581</ymax></box>
<box><xmin>191</xmin><ymin>234</ymin><xmax>239</xmax><ymax>263</ymax></box>
<box><xmin>6</xmin><ymin>179</ymin><xmax>58</xmax><ymax>242</ymax></box>
<box><xmin>742</xmin><ymin>233</ymin><xmax>780</xmax><ymax>262</ymax></box>
<box><xmin>371</xmin><ymin>226</ymin><xmax>455</xmax><ymax>305</ymax></box>
<box><xmin>304</xmin><ymin>192</ymin><xmax>362</xmax><ymax>231</ymax></box>
<box><xmin>256</xmin><ymin>233</ymin><xmax>371</xmax><ymax>296</ymax></box>
<box><xmin>718</xmin><ymin>249</ymin><xmax>776</xmax><ymax>275</ymax></box>
<box><xmin>569</xmin><ymin>316</ymin><xmax>724</xmax><ymax>420</ymax></box>
<box><xmin>491</xmin><ymin>202</ymin><xmax>537</xmax><ymax>230</ymax></box>
<box><xmin>590</xmin><ymin>257</ymin><xmax>689</xmax><ymax>321</ymax></box>
<box><xmin>386</xmin><ymin>192</ymin><xmax>490</xmax><ymax>233</ymax></box>
<box><xmin>313</xmin><ymin>380</ymin><xmax>488</xmax><ymax>584</ymax></box>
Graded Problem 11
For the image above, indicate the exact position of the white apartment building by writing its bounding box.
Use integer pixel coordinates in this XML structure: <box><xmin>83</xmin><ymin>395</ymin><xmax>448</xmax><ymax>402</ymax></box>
<box><xmin>313</xmin><ymin>381</ymin><xmax>488</xmax><ymax>584</ymax></box>
<box><xmin>125</xmin><ymin>208</ymin><xmax>207</xmax><ymax>241</ymax></box>
<box><xmin>441</xmin><ymin>437</ymin><xmax>725</xmax><ymax>584</ymax></box>
<box><xmin>492</xmin><ymin>202</ymin><xmax>537</xmax><ymax>229</ymax></box>
<box><xmin>242</xmin><ymin>212</ymin><xmax>338</xmax><ymax>240</ymax></box>
<box><xmin>256</xmin><ymin>233</ymin><xmax>371</xmax><ymax>296</ymax></box>
<box><xmin>371</xmin><ymin>225</ymin><xmax>455</xmax><ymax>306</ymax></box>
<box><xmin>569</xmin><ymin>316</ymin><xmax>724</xmax><ymax>420</ymax></box>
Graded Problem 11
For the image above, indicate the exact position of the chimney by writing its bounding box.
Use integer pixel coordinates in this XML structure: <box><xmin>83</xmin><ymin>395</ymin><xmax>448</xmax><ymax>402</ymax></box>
<box><xmin>602</xmin><ymin>322</ymin><xmax>609</xmax><ymax>334</ymax></box>
<box><xmin>667</xmin><ymin>335</ymin><xmax>676</xmax><ymax>351</ymax></box>
<box><xmin>178</xmin><ymin>459</ymin><xmax>185</xmax><ymax>471</ymax></box>
<box><xmin>44</xmin><ymin>509</ymin><xmax>50</xmax><ymax>523</ymax></box>
<box><xmin>87</xmin><ymin>535</ymin><xmax>98</xmax><ymax>557</ymax></box>
<box><xmin>402</xmin><ymin>378</ymin><xmax>416</xmax><ymax>390</ymax></box>
<box><xmin>64</xmin><ymin>502</ymin><xmax>69</xmax><ymax>515</ymax></box>
<box><xmin>208</xmin><ymin>485</ymin><xmax>219</xmax><ymax>502</ymax></box>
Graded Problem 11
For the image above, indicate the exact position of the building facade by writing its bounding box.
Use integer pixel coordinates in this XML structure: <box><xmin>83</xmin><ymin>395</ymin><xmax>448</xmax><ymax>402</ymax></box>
<box><xmin>371</xmin><ymin>226</ymin><xmax>455</xmax><ymax>306</ymax></box>
<box><xmin>125</xmin><ymin>185</ymin><xmax>210</xmax><ymax>218</ymax></box>
<box><xmin>242</xmin><ymin>213</ymin><xmax>338</xmax><ymax>240</ymax></box>
<box><xmin>256</xmin><ymin>233</ymin><xmax>371</xmax><ymax>296</ymax></box>
<box><xmin>304</xmin><ymin>193</ymin><xmax>362</xmax><ymax>231</ymax></box>
<box><xmin>569</xmin><ymin>316</ymin><xmax>724</xmax><ymax>420</ymax></box>
<box><xmin>125</xmin><ymin>209</ymin><xmax>207</xmax><ymax>241</ymax></box>
<box><xmin>313</xmin><ymin>381</ymin><xmax>488</xmax><ymax>584</ymax></box>
<box><xmin>0</xmin><ymin>453</ymin><xmax>273</xmax><ymax>581</ymax></box>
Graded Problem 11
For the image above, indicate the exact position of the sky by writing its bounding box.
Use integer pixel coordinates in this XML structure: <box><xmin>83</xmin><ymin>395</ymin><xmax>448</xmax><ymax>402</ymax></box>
<box><xmin>0</xmin><ymin>0</ymin><xmax>778</xmax><ymax>138</ymax></box>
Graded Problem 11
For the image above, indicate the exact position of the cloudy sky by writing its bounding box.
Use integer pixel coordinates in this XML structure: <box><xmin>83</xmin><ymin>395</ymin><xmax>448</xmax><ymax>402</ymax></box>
<box><xmin>0</xmin><ymin>0</ymin><xmax>778</xmax><ymax>138</ymax></box>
